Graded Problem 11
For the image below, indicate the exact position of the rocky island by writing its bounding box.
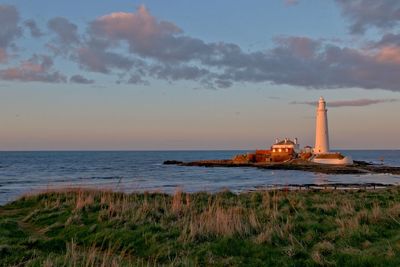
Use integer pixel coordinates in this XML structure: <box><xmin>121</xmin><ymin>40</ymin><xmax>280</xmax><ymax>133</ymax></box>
<box><xmin>166</xmin><ymin>97</ymin><xmax>400</xmax><ymax>180</ymax></box>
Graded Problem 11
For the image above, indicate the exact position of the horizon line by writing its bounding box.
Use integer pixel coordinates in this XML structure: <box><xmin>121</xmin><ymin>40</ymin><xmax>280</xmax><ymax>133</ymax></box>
<box><xmin>0</xmin><ymin>148</ymin><xmax>399</xmax><ymax>152</ymax></box>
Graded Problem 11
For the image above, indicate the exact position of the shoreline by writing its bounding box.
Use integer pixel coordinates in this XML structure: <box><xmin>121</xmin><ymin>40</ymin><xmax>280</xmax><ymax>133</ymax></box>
<box><xmin>164</xmin><ymin>159</ymin><xmax>400</xmax><ymax>175</ymax></box>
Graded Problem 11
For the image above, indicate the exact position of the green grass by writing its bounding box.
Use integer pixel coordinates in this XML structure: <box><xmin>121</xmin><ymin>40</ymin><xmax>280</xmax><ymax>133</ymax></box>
<box><xmin>2</xmin><ymin>187</ymin><xmax>400</xmax><ymax>266</ymax></box>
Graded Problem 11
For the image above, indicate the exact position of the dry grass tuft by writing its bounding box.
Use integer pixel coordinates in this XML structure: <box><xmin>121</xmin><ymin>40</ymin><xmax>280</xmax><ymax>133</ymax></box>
<box><xmin>172</xmin><ymin>188</ymin><xmax>183</xmax><ymax>214</ymax></box>
<box><xmin>186</xmin><ymin>202</ymin><xmax>260</xmax><ymax>239</ymax></box>
<box><xmin>336</xmin><ymin>216</ymin><xmax>359</xmax><ymax>236</ymax></box>
<box><xmin>370</xmin><ymin>202</ymin><xmax>383</xmax><ymax>223</ymax></box>
<box><xmin>388</xmin><ymin>202</ymin><xmax>400</xmax><ymax>217</ymax></box>
<box><xmin>356</xmin><ymin>209</ymin><xmax>369</xmax><ymax>224</ymax></box>
<box><xmin>75</xmin><ymin>190</ymin><xmax>94</xmax><ymax>211</ymax></box>
<box><xmin>52</xmin><ymin>239</ymin><xmax>132</xmax><ymax>267</ymax></box>
<box><xmin>254</xmin><ymin>228</ymin><xmax>273</xmax><ymax>244</ymax></box>
<box><xmin>338</xmin><ymin>200</ymin><xmax>355</xmax><ymax>216</ymax></box>
<box><xmin>273</xmin><ymin>216</ymin><xmax>294</xmax><ymax>240</ymax></box>
<box><xmin>185</xmin><ymin>193</ymin><xmax>190</xmax><ymax>208</ymax></box>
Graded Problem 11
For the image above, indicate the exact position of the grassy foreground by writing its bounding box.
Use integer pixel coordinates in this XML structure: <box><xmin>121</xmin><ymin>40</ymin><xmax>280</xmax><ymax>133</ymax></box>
<box><xmin>1</xmin><ymin>187</ymin><xmax>400</xmax><ymax>266</ymax></box>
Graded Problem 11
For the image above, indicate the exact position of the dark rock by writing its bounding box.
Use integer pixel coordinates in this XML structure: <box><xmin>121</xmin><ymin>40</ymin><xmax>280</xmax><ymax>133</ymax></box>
<box><xmin>167</xmin><ymin>158</ymin><xmax>400</xmax><ymax>175</ymax></box>
<box><xmin>163</xmin><ymin>160</ymin><xmax>183</xmax><ymax>165</ymax></box>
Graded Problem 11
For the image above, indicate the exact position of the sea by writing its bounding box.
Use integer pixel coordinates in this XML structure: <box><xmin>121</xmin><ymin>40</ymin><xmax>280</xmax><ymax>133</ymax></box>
<box><xmin>1</xmin><ymin>150</ymin><xmax>400</xmax><ymax>205</ymax></box>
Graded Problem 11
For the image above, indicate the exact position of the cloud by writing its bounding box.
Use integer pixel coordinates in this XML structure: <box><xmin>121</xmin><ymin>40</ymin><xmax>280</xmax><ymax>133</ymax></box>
<box><xmin>70</xmin><ymin>74</ymin><xmax>94</xmax><ymax>84</ymax></box>
<box><xmin>215</xmin><ymin>79</ymin><xmax>233</xmax><ymax>88</ymax></box>
<box><xmin>76</xmin><ymin>43</ymin><xmax>138</xmax><ymax>74</ymax></box>
<box><xmin>0</xmin><ymin>54</ymin><xmax>66</xmax><ymax>83</ymax></box>
<box><xmin>0</xmin><ymin>5</ymin><xmax>21</xmax><ymax>58</ymax></box>
<box><xmin>0</xmin><ymin>48</ymin><xmax>7</xmax><ymax>63</ymax></box>
<box><xmin>375</xmin><ymin>33</ymin><xmax>400</xmax><ymax>47</ymax></box>
<box><xmin>213</xmin><ymin>36</ymin><xmax>400</xmax><ymax>91</ymax></box>
<box><xmin>274</xmin><ymin>36</ymin><xmax>320</xmax><ymax>59</ymax></box>
<box><xmin>290</xmin><ymin>98</ymin><xmax>398</xmax><ymax>107</ymax></box>
<box><xmin>149</xmin><ymin>64</ymin><xmax>210</xmax><ymax>81</ymax></box>
<box><xmin>79</xmin><ymin>6</ymin><xmax>400</xmax><ymax>91</ymax></box>
<box><xmin>127</xmin><ymin>73</ymin><xmax>149</xmax><ymax>85</ymax></box>
<box><xmin>375</xmin><ymin>46</ymin><xmax>400</xmax><ymax>64</ymax></box>
<box><xmin>90</xmin><ymin>5</ymin><xmax>183</xmax><ymax>61</ymax></box>
<box><xmin>372</xmin><ymin>34</ymin><xmax>400</xmax><ymax>64</ymax></box>
<box><xmin>6</xmin><ymin>4</ymin><xmax>400</xmax><ymax>91</ymax></box>
<box><xmin>48</xmin><ymin>17</ymin><xmax>80</xmax><ymax>45</ymax></box>
<box><xmin>24</xmin><ymin>19</ymin><xmax>43</xmax><ymax>38</ymax></box>
<box><xmin>335</xmin><ymin>0</ymin><xmax>400</xmax><ymax>34</ymax></box>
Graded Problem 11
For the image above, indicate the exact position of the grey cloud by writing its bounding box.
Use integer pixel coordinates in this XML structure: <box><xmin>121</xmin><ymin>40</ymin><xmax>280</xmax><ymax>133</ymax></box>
<box><xmin>76</xmin><ymin>7</ymin><xmax>400</xmax><ymax>91</ymax></box>
<box><xmin>70</xmin><ymin>74</ymin><xmax>94</xmax><ymax>84</ymax></box>
<box><xmin>92</xmin><ymin>23</ymin><xmax>212</xmax><ymax>64</ymax></box>
<box><xmin>274</xmin><ymin>36</ymin><xmax>320</xmax><ymax>59</ymax></box>
<box><xmin>84</xmin><ymin>7</ymin><xmax>400</xmax><ymax>91</ymax></box>
<box><xmin>335</xmin><ymin>0</ymin><xmax>400</xmax><ymax>34</ymax></box>
<box><xmin>374</xmin><ymin>33</ymin><xmax>400</xmax><ymax>47</ymax></box>
<box><xmin>212</xmin><ymin>38</ymin><xmax>400</xmax><ymax>91</ymax></box>
<box><xmin>149</xmin><ymin>64</ymin><xmax>210</xmax><ymax>81</ymax></box>
<box><xmin>0</xmin><ymin>54</ymin><xmax>66</xmax><ymax>83</ymax></box>
<box><xmin>127</xmin><ymin>73</ymin><xmax>149</xmax><ymax>85</ymax></box>
<box><xmin>291</xmin><ymin>98</ymin><xmax>398</xmax><ymax>107</ymax></box>
<box><xmin>0</xmin><ymin>5</ymin><xmax>21</xmax><ymax>53</ymax></box>
<box><xmin>215</xmin><ymin>79</ymin><xmax>232</xmax><ymax>88</ymax></box>
<box><xmin>48</xmin><ymin>17</ymin><xmax>80</xmax><ymax>45</ymax></box>
<box><xmin>76</xmin><ymin>39</ymin><xmax>136</xmax><ymax>73</ymax></box>
<box><xmin>17</xmin><ymin>5</ymin><xmax>400</xmax><ymax>91</ymax></box>
<box><xmin>24</xmin><ymin>19</ymin><xmax>43</xmax><ymax>38</ymax></box>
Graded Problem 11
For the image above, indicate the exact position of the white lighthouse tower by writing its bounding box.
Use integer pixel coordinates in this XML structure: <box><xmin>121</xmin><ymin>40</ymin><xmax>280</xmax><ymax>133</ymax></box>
<box><xmin>311</xmin><ymin>97</ymin><xmax>353</xmax><ymax>165</ymax></box>
<box><xmin>314</xmin><ymin>97</ymin><xmax>329</xmax><ymax>154</ymax></box>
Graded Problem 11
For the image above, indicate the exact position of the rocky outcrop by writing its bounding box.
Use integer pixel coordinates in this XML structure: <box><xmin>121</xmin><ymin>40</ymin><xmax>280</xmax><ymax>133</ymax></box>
<box><xmin>163</xmin><ymin>159</ymin><xmax>400</xmax><ymax>175</ymax></box>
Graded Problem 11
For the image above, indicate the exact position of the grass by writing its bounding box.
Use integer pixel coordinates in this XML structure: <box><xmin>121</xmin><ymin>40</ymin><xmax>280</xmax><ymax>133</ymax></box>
<box><xmin>2</xmin><ymin>187</ymin><xmax>400</xmax><ymax>266</ymax></box>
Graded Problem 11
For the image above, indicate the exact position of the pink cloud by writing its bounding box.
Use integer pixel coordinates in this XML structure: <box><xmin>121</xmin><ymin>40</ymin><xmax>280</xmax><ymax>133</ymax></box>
<box><xmin>0</xmin><ymin>54</ymin><xmax>66</xmax><ymax>82</ymax></box>
<box><xmin>375</xmin><ymin>46</ymin><xmax>400</xmax><ymax>64</ymax></box>
<box><xmin>92</xmin><ymin>5</ymin><xmax>181</xmax><ymax>53</ymax></box>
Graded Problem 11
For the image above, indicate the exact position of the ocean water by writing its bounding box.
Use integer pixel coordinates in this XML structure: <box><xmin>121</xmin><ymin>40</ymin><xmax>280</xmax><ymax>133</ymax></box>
<box><xmin>0</xmin><ymin>150</ymin><xmax>399</xmax><ymax>205</ymax></box>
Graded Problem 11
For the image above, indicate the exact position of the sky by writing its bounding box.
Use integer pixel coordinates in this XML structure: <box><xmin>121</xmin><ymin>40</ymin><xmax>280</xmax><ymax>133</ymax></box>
<box><xmin>0</xmin><ymin>0</ymin><xmax>400</xmax><ymax>150</ymax></box>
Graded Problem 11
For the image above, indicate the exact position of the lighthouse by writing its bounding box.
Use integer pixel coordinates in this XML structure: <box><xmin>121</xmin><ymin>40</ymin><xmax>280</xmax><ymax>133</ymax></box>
<box><xmin>311</xmin><ymin>97</ymin><xmax>353</xmax><ymax>165</ymax></box>
<box><xmin>314</xmin><ymin>97</ymin><xmax>329</xmax><ymax>154</ymax></box>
